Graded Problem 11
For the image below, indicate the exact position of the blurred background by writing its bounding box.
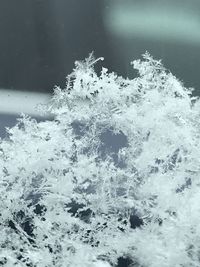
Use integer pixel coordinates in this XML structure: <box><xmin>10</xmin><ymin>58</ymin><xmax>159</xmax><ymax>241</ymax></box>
<box><xmin>0</xmin><ymin>0</ymin><xmax>200</xmax><ymax>137</ymax></box>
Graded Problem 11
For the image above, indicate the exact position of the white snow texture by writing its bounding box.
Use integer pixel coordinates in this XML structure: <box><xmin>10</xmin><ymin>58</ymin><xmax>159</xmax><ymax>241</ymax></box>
<box><xmin>0</xmin><ymin>52</ymin><xmax>200</xmax><ymax>267</ymax></box>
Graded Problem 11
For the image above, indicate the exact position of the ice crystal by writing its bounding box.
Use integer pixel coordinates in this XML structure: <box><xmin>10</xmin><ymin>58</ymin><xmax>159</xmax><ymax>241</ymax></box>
<box><xmin>0</xmin><ymin>53</ymin><xmax>200</xmax><ymax>267</ymax></box>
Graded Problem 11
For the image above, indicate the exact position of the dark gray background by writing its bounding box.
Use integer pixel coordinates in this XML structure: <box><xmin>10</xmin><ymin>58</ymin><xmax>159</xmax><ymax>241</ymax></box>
<box><xmin>0</xmin><ymin>0</ymin><xmax>199</xmax><ymax>92</ymax></box>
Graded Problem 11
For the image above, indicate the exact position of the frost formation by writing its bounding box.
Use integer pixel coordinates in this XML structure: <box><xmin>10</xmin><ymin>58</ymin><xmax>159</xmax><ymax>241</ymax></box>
<box><xmin>0</xmin><ymin>53</ymin><xmax>200</xmax><ymax>267</ymax></box>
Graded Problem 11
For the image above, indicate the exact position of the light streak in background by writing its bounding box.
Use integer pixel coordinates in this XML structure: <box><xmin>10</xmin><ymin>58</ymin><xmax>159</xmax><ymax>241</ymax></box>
<box><xmin>104</xmin><ymin>4</ymin><xmax>200</xmax><ymax>45</ymax></box>
<box><xmin>0</xmin><ymin>89</ymin><xmax>50</xmax><ymax>116</ymax></box>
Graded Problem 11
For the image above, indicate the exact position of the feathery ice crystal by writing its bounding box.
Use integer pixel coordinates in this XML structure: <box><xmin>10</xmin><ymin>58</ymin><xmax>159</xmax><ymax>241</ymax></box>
<box><xmin>0</xmin><ymin>53</ymin><xmax>200</xmax><ymax>267</ymax></box>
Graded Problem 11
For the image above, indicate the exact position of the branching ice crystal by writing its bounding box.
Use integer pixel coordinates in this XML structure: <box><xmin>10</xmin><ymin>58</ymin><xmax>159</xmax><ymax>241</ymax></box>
<box><xmin>0</xmin><ymin>53</ymin><xmax>200</xmax><ymax>267</ymax></box>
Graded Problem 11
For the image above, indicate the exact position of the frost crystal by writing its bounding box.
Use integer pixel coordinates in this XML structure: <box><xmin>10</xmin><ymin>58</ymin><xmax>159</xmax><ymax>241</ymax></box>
<box><xmin>0</xmin><ymin>53</ymin><xmax>200</xmax><ymax>267</ymax></box>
